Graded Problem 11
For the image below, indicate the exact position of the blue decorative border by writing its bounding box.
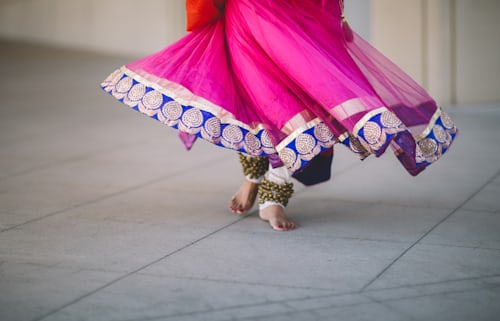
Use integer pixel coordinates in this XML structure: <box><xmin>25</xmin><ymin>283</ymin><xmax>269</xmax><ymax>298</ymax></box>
<box><xmin>101</xmin><ymin>67</ymin><xmax>457</xmax><ymax>176</ymax></box>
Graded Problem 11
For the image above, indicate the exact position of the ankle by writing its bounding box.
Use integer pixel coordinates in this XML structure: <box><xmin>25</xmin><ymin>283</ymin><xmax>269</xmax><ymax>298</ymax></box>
<box><xmin>258</xmin><ymin>203</ymin><xmax>285</xmax><ymax>219</ymax></box>
<box><xmin>239</xmin><ymin>153</ymin><xmax>268</xmax><ymax>183</ymax></box>
<box><xmin>259</xmin><ymin>200</ymin><xmax>284</xmax><ymax>210</ymax></box>
<box><xmin>257</xmin><ymin>177</ymin><xmax>294</xmax><ymax>208</ymax></box>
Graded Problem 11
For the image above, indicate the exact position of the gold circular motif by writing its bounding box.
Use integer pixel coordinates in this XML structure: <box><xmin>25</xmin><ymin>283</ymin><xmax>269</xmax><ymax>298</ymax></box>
<box><xmin>418</xmin><ymin>138</ymin><xmax>438</xmax><ymax>157</ymax></box>
<box><xmin>116</xmin><ymin>77</ymin><xmax>133</xmax><ymax>93</ymax></box>
<box><xmin>162</xmin><ymin>101</ymin><xmax>183</xmax><ymax>120</ymax></box>
<box><xmin>314</xmin><ymin>123</ymin><xmax>334</xmax><ymax>143</ymax></box>
<box><xmin>440</xmin><ymin>110</ymin><xmax>454</xmax><ymax>129</ymax></box>
<box><xmin>381</xmin><ymin>111</ymin><xmax>402</xmax><ymax>128</ymax></box>
<box><xmin>261</xmin><ymin>130</ymin><xmax>274</xmax><ymax>148</ymax></box>
<box><xmin>296</xmin><ymin>133</ymin><xmax>316</xmax><ymax>154</ymax></box>
<box><xmin>106</xmin><ymin>70</ymin><xmax>123</xmax><ymax>86</ymax></box>
<box><xmin>204</xmin><ymin>117</ymin><xmax>221</xmax><ymax>137</ymax></box>
<box><xmin>363</xmin><ymin>121</ymin><xmax>382</xmax><ymax>144</ymax></box>
<box><xmin>349</xmin><ymin>136</ymin><xmax>365</xmax><ymax>153</ymax></box>
<box><xmin>279</xmin><ymin>148</ymin><xmax>297</xmax><ymax>167</ymax></box>
<box><xmin>182</xmin><ymin>108</ymin><xmax>203</xmax><ymax>128</ymax></box>
<box><xmin>128</xmin><ymin>84</ymin><xmax>146</xmax><ymax>101</ymax></box>
<box><xmin>245</xmin><ymin>133</ymin><xmax>262</xmax><ymax>151</ymax></box>
<box><xmin>415</xmin><ymin>144</ymin><xmax>425</xmax><ymax>162</ymax></box>
<box><xmin>433</xmin><ymin>125</ymin><xmax>448</xmax><ymax>143</ymax></box>
<box><xmin>142</xmin><ymin>91</ymin><xmax>163</xmax><ymax>110</ymax></box>
<box><xmin>222</xmin><ymin>125</ymin><xmax>244</xmax><ymax>143</ymax></box>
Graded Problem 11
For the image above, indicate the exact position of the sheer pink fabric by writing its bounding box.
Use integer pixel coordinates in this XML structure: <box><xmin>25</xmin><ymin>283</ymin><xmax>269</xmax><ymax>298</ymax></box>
<box><xmin>103</xmin><ymin>0</ymin><xmax>457</xmax><ymax>177</ymax></box>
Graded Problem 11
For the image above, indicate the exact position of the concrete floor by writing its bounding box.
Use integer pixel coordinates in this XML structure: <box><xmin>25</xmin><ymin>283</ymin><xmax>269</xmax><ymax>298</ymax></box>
<box><xmin>1</xmin><ymin>40</ymin><xmax>500</xmax><ymax>321</ymax></box>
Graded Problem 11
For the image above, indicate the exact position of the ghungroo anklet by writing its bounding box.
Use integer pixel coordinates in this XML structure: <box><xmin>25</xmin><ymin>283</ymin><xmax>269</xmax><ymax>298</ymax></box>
<box><xmin>239</xmin><ymin>153</ymin><xmax>269</xmax><ymax>180</ymax></box>
<box><xmin>258</xmin><ymin>177</ymin><xmax>294</xmax><ymax>207</ymax></box>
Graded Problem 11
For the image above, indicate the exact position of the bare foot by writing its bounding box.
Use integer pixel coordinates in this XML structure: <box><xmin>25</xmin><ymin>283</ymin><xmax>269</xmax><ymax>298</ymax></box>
<box><xmin>259</xmin><ymin>205</ymin><xmax>297</xmax><ymax>231</ymax></box>
<box><xmin>229</xmin><ymin>180</ymin><xmax>259</xmax><ymax>215</ymax></box>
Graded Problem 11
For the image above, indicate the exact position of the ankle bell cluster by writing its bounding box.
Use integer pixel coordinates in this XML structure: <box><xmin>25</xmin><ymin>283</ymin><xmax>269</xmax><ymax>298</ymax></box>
<box><xmin>258</xmin><ymin>177</ymin><xmax>294</xmax><ymax>207</ymax></box>
<box><xmin>238</xmin><ymin>153</ymin><xmax>269</xmax><ymax>179</ymax></box>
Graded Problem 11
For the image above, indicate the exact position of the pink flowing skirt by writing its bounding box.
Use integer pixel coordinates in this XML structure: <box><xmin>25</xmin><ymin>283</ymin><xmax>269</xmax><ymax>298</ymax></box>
<box><xmin>101</xmin><ymin>0</ymin><xmax>457</xmax><ymax>177</ymax></box>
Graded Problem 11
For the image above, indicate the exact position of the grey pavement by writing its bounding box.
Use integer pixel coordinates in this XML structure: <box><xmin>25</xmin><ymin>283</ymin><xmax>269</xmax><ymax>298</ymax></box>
<box><xmin>1</xmin><ymin>40</ymin><xmax>499</xmax><ymax>321</ymax></box>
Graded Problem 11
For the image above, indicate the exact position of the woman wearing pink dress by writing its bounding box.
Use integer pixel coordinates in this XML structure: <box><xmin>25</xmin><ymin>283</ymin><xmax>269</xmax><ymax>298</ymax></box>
<box><xmin>101</xmin><ymin>0</ymin><xmax>457</xmax><ymax>231</ymax></box>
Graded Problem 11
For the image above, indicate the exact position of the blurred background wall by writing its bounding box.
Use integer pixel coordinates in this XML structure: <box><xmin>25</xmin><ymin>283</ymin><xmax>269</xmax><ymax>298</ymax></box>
<box><xmin>371</xmin><ymin>0</ymin><xmax>500</xmax><ymax>105</ymax></box>
<box><xmin>0</xmin><ymin>0</ymin><xmax>186</xmax><ymax>55</ymax></box>
<box><xmin>0</xmin><ymin>0</ymin><xmax>499</xmax><ymax>105</ymax></box>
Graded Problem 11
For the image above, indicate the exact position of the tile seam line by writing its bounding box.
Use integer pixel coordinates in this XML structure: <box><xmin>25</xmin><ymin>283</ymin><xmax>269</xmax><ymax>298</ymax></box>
<box><xmin>123</xmin><ymin>282</ymin><xmax>500</xmax><ymax>321</ymax></box>
<box><xmin>35</xmin><ymin>271</ymin><xmax>500</xmax><ymax>321</ymax></box>
<box><xmin>362</xmin><ymin>295</ymin><xmax>415</xmax><ymax>321</ymax></box>
<box><xmin>133</xmin><ymin>276</ymin><xmax>500</xmax><ymax>321</ymax></box>
<box><xmin>0</xmin><ymin>138</ymin><xmax>152</xmax><ymax>182</ymax></box>
<box><xmin>363</xmin><ymin>273</ymin><xmax>500</xmax><ymax>293</ymax></box>
<box><xmin>230</xmin><ymin>282</ymin><xmax>500</xmax><ymax>321</ymax></box>
<box><xmin>0</xmin><ymin>153</ymin><xmax>357</xmax><ymax>233</ymax></box>
<box><xmin>135</xmin><ymin>271</ymin><xmax>338</xmax><ymax>292</ymax></box>
<box><xmin>0</xmin><ymin>154</ymin><xmax>226</xmax><ymax>234</ymax></box>
<box><xmin>133</xmin><ymin>272</ymin><xmax>500</xmax><ymax>296</ymax></box>
<box><xmin>0</xmin><ymin>142</ymin><xmax>359</xmax><ymax>183</ymax></box>
<box><xmin>31</xmin><ymin>214</ymin><xmax>248</xmax><ymax>321</ymax></box>
<box><xmin>291</xmin><ymin>193</ymin><xmax>456</xmax><ymax>211</ymax></box>
<box><xmin>360</xmin><ymin>168</ymin><xmax>500</xmax><ymax>292</ymax></box>
<box><xmin>112</xmin><ymin>274</ymin><xmax>500</xmax><ymax>321</ymax></box>
<box><xmin>363</xmin><ymin>283</ymin><xmax>500</xmax><ymax>307</ymax></box>
<box><xmin>233</xmin><ymin>300</ymin><xmax>406</xmax><ymax>321</ymax></box>
<box><xmin>419</xmin><ymin>241</ymin><xmax>500</xmax><ymax>252</ymax></box>
<box><xmin>114</xmin><ymin>293</ymin><xmax>363</xmax><ymax>321</ymax></box>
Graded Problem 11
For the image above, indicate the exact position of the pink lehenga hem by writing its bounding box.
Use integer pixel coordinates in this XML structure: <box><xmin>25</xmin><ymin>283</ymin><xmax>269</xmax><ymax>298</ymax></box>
<box><xmin>101</xmin><ymin>0</ymin><xmax>457</xmax><ymax>177</ymax></box>
<box><xmin>101</xmin><ymin>66</ymin><xmax>457</xmax><ymax>176</ymax></box>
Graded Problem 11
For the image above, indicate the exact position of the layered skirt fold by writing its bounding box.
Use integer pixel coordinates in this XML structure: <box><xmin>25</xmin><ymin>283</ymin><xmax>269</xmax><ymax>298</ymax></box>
<box><xmin>101</xmin><ymin>0</ymin><xmax>457</xmax><ymax>178</ymax></box>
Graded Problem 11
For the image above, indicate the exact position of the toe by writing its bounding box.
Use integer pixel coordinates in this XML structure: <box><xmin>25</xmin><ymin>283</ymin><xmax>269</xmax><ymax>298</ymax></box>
<box><xmin>282</xmin><ymin>220</ymin><xmax>296</xmax><ymax>231</ymax></box>
<box><xmin>229</xmin><ymin>198</ymin><xmax>244</xmax><ymax>214</ymax></box>
<box><xmin>272</xmin><ymin>224</ymin><xmax>286</xmax><ymax>231</ymax></box>
<box><xmin>269</xmin><ymin>219</ymin><xmax>284</xmax><ymax>231</ymax></box>
<box><xmin>271</xmin><ymin>220</ymin><xmax>294</xmax><ymax>231</ymax></box>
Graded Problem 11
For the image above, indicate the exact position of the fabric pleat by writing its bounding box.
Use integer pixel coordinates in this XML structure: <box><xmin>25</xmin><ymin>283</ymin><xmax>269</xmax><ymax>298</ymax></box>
<box><xmin>101</xmin><ymin>0</ymin><xmax>457</xmax><ymax>179</ymax></box>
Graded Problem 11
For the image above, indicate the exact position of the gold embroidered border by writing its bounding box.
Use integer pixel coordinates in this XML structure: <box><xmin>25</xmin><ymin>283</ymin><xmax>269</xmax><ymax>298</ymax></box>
<box><xmin>338</xmin><ymin>131</ymin><xmax>350</xmax><ymax>143</ymax></box>
<box><xmin>351</xmin><ymin>107</ymin><xmax>388</xmax><ymax>135</ymax></box>
<box><xmin>275</xmin><ymin>117</ymin><xmax>325</xmax><ymax>152</ymax></box>
<box><xmin>120</xmin><ymin>67</ymin><xmax>399</xmax><ymax>158</ymax></box>
<box><xmin>121</xmin><ymin>66</ymin><xmax>267</xmax><ymax>134</ymax></box>
<box><xmin>110</xmin><ymin>67</ymin><xmax>455</xmax><ymax>172</ymax></box>
<box><xmin>350</xmin><ymin>105</ymin><xmax>447</xmax><ymax>144</ymax></box>
<box><xmin>275</xmin><ymin>98</ymin><xmax>385</xmax><ymax>153</ymax></box>
<box><xmin>415</xmin><ymin>107</ymin><xmax>442</xmax><ymax>142</ymax></box>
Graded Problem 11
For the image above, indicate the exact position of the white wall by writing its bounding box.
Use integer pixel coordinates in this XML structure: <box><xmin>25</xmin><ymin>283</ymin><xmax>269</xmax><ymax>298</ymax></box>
<box><xmin>1</xmin><ymin>0</ymin><xmax>499</xmax><ymax>104</ymax></box>
<box><xmin>0</xmin><ymin>0</ymin><xmax>373</xmax><ymax>55</ymax></box>
<box><xmin>370</xmin><ymin>0</ymin><xmax>500</xmax><ymax>105</ymax></box>
<box><xmin>372</xmin><ymin>0</ymin><xmax>426</xmax><ymax>86</ymax></box>
<box><xmin>0</xmin><ymin>0</ymin><xmax>186</xmax><ymax>56</ymax></box>
<box><xmin>426</xmin><ymin>0</ymin><xmax>454</xmax><ymax>105</ymax></box>
<box><xmin>455</xmin><ymin>0</ymin><xmax>500</xmax><ymax>104</ymax></box>
<box><xmin>344</xmin><ymin>0</ymin><xmax>371</xmax><ymax>41</ymax></box>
